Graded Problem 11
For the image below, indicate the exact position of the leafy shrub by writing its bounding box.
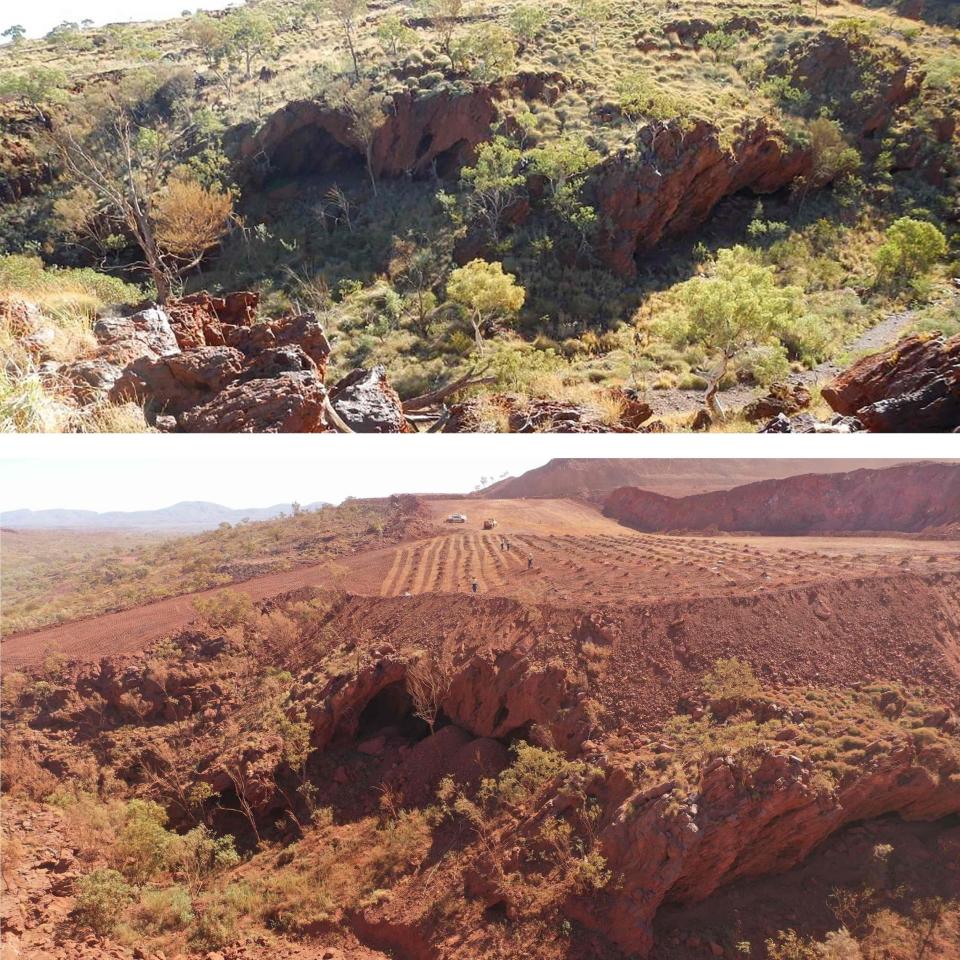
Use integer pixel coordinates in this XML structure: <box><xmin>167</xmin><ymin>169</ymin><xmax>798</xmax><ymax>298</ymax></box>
<box><xmin>168</xmin><ymin>825</ymin><xmax>241</xmax><ymax>892</ymax></box>
<box><xmin>74</xmin><ymin>869</ymin><xmax>135</xmax><ymax>935</ymax></box>
<box><xmin>874</xmin><ymin>218</ymin><xmax>947</xmax><ymax>288</ymax></box>
<box><xmin>193</xmin><ymin>589</ymin><xmax>255</xmax><ymax>630</ymax></box>
<box><xmin>115</xmin><ymin>799</ymin><xmax>172</xmax><ymax>884</ymax></box>
<box><xmin>131</xmin><ymin>885</ymin><xmax>195</xmax><ymax>934</ymax></box>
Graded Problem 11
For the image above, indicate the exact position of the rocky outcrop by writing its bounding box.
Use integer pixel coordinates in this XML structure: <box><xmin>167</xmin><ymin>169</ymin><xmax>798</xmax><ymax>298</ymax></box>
<box><xmin>50</xmin><ymin>291</ymin><xmax>412</xmax><ymax>432</ymax></box>
<box><xmin>580</xmin><ymin>726</ymin><xmax>960</xmax><ymax>956</ymax></box>
<box><xmin>178</xmin><ymin>371</ymin><xmax>330</xmax><ymax>433</ymax></box>
<box><xmin>603</xmin><ymin>461</ymin><xmax>960</xmax><ymax>534</ymax></box>
<box><xmin>447</xmin><ymin>388</ymin><xmax>652</xmax><ymax>432</ymax></box>
<box><xmin>239</xmin><ymin>88</ymin><xmax>492</xmax><ymax>184</ymax></box>
<box><xmin>743</xmin><ymin>382</ymin><xmax>811</xmax><ymax>422</ymax></box>
<box><xmin>770</xmin><ymin>31</ymin><xmax>919</xmax><ymax>136</ymax></box>
<box><xmin>239</xmin><ymin>72</ymin><xmax>566</xmax><ymax>185</ymax></box>
<box><xmin>593</xmin><ymin>118</ymin><xmax>810</xmax><ymax>276</ymax></box>
<box><xmin>821</xmin><ymin>331</ymin><xmax>960</xmax><ymax>432</ymax></box>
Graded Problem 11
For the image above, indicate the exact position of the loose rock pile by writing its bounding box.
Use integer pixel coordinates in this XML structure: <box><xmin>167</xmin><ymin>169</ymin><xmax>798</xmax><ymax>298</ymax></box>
<box><xmin>53</xmin><ymin>292</ymin><xmax>410</xmax><ymax>433</ymax></box>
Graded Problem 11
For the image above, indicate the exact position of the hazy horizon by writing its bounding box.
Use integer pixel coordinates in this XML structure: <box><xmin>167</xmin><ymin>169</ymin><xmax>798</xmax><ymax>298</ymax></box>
<box><xmin>1</xmin><ymin>435</ymin><xmax>944</xmax><ymax>515</ymax></box>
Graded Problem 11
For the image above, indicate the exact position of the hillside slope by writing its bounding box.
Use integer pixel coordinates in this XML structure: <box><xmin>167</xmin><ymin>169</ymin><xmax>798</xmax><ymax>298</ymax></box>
<box><xmin>480</xmin><ymin>458</ymin><xmax>921</xmax><ymax>501</ymax></box>
<box><xmin>604</xmin><ymin>462</ymin><xmax>960</xmax><ymax>534</ymax></box>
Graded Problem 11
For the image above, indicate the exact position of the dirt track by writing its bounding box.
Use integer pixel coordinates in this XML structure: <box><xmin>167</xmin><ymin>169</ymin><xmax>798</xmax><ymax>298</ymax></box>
<box><xmin>4</xmin><ymin>497</ymin><xmax>960</xmax><ymax>667</ymax></box>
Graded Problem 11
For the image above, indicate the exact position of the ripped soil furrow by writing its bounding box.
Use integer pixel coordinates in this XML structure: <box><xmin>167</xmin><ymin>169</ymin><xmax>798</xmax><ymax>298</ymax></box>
<box><xmin>412</xmin><ymin>537</ymin><xmax>443</xmax><ymax>594</ymax></box>
<box><xmin>379</xmin><ymin>546</ymin><xmax>409</xmax><ymax>597</ymax></box>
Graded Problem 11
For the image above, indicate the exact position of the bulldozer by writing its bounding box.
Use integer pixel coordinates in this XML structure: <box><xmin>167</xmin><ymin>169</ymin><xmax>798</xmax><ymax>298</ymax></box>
<box><xmin>482</xmin><ymin>518</ymin><xmax>498</xmax><ymax>530</ymax></box>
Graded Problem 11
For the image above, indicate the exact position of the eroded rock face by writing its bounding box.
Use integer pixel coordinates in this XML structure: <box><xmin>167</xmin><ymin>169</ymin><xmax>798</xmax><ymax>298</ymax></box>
<box><xmin>239</xmin><ymin>72</ymin><xmax>568</xmax><ymax>184</ymax></box>
<box><xmin>583</xmin><ymin>734</ymin><xmax>960</xmax><ymax>956</ymax></box>
<box><xmin>241</xmin><ymin>86</ymin><xmax>497</xmax><ymax>184</ymax></box>
<box><xmin>770</xmin><ymin>31</ymin><xmax>918</xmax><ymax>137</ymax></box>
<box><xmin>593</xmin><ymin>118</ymin><xmax>810</xmax><ymax>277</ymax></box>
<box><xmin>821</xmin><ymin>332</ymin><xmax>960</xmax><ymax>432</ymax></box>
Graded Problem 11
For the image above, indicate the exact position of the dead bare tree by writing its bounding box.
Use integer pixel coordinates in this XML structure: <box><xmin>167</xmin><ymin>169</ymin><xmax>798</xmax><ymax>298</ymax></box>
<box><xmin>56</xmin><ymin>113</ymin><xmax>183</xmax><ymax>301</ymax></box>
<box><xmin>222</xmin><ymin>763</ymin><xmax>263</xmax><ymax>845</ymax></box>
<box><xmin>402</xmin><ymin>364</ymin><xmax>495</xmax><ymax>412</ymax></box>
<box><xmin>406</xmin><ymin>653</ymin><xmax>453</xmax><ymax>735</ymax></box>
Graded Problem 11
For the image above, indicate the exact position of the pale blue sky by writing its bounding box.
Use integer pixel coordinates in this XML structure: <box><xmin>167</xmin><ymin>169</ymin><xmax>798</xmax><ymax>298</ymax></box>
<box><xmin>0</xmin><ymin>436</ymin><xmax>556</xmax><ymax>512</ymax></box>
<box><xmin>0</xmin><ymin>434</ymin><xmax>943</xmax><ymax>514</ymax></box>
<box><xmin>4</xmin><ymin>1</ymin><xmax>240</xmax><ymax>39</ymax></box>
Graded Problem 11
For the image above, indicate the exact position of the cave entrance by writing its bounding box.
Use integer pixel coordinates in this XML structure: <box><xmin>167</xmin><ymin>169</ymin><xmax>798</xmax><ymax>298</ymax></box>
<box><xmin>265</xmin><ymin>124</ymin><xmax>364</xmax><ymax>184</ymax></box>
<box><xmin>357</xmin><ymin>681</ymin><xmax>431</xmax><ymax>741</ymax></box>
<box><xmin>432</xmin><ymin>139</ymin><xmax>471</xmax><ymax>179</ymax></box>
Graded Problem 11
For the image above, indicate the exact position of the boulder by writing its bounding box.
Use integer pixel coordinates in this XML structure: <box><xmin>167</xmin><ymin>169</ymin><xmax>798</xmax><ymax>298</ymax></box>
<box><xmin>179</xmin><ymin>372</ymin><xmax>330</xmax><ymax>433</ymax></box>
<box><xmin>93</xmin><ymin>307</ymin><xmax>180</xmax><ymax>358</ymax></box>
<box><xmin>821</xmin><ymin>332</ymin><xmax>960</xmax><ymax>432</ymax></box>
<box><xmin>61</xmin><ymin>359</ymin><xmax>126</xmax><ymax>403</ymax></box>
<box><xmin>110</xmin><ymin>346</ymin><xmax>246</xmax><ymax>414</ymax></box>
<box><xmin>329</xmin><ymin>365</ymin><xmax>408</xmax><ymax>433</ymax></box>
<box><xmin>229</xmin><ymin>312</ymin><xmax>331</xmax><ymax>372</ymax></box>
<box><xmin>239</xmin><ymin>344</ymin><xmax>318</xmax><ymax>381</ymax></box>
<box><xmin>743</xmin><ymin>383</ymin><xmax>811</xmax><ymax>422</ymax></box>
<box><xmin>165</xmin><ymin>291</ymin><xmax>260</xmax><ymax>350</ymax></box>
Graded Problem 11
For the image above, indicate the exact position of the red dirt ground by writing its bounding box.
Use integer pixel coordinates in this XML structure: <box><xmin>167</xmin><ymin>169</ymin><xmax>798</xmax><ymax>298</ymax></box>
<box><xmin>6</xmin><ymin>498</ymin><xmax>959</xmax><ymax>698</ymax></box>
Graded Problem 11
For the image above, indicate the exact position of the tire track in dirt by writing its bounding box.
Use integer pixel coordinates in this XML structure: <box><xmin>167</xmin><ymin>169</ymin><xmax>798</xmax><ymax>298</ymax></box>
<box><xmin>379</xmin><ymin>546</ymin><xmax>409</xmax><ymax>597</ymax></box>
<box><xmin>478</xmin><ymin>535</ymin><xmax>507</xmax><ymax>588</ymax></box>
<box><xmin>467</xmin><ymin>535</ymin><xmax>491</xmax><ymax>594</ymax></box>
<box><xmin>393</xmin><ymin>545</ymin><xmax>419</xmax><ymax>596</ymax></box>
<box><xmin>412</xmin><ymin>537</ymin><xmax>443</xmax><ymax>594</ymax></box>
<box><xmin>431</xmin><ymin>536</ymin><xmax>450</xmax><ymax>591</ymax></box>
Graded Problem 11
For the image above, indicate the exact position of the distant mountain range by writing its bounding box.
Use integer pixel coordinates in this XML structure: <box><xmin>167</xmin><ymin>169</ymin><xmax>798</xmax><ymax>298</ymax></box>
<box><xmin>2</xmin><ymin>500</ymin><xmax>330</xmax><ymax>532</ymax></box>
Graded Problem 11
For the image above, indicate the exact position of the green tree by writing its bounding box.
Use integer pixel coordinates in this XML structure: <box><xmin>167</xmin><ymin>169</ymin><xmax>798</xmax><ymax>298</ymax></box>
<box><xmin>446</xmin><ymin>259</ymin><xmax>525</xmax><ymax>353</ymax></box>
<box><xmin>183</xmin><ymin>12</ymin><xmax>231</xmax><ymax>68</ymax></box>
<box><xmin>45</xmin><ymin>21</ymin><xmax>80</xmax><ymax>46</ymax></box>
<box><xmin>509</xmin><ymin>6</ymin><xmax>548</xmax><ymax>47</ymax></box>
<box><xmin>420</xmin><ymin>0</ymin><xmax>466</xmax><ymax>57</ymax></box>
<box><xmin>658</xmin><ymin>246</ymin><xmax>805</xmax><ymax>417</ymax></box>
<box><xmin>573</xmin><ymin>0</ymin><xmax>610</xmax><ymax>48</ymax></box>
<box><xmin>793</xmin><ymin>117</ymin><xmax>860</xmax><ymax>211</ymax></box>
<box><xmin>874</xmin><ymin>217</ymin><xmax>947</xmax><ymax>288</ymax></box>
<box><xmin>529</xmin><ymin>134</ymin><xmax>600</xmax><ymax>248</ymax></box>
<box><xmin>459</xmin><ymin>136</ymin><xmax>525</xmax><ymax>240</ymax></box>
<box><xmin>0</xmin><ymin>67</ymin><xmax>67</xmax><ymax>122</ymax></box>
<box><xmin>2</xmin><ymin>25</ymin><xmax>26</xmax><ymax>44</ymax></box>
<box><xmin>376</xmin><ymin>14</ymin><xmax>416</xmax><ymax>57</ymax></box>
<box><xmin>458</xmin><ymin>24</ymin><xmax>515</xmax><ymax>81</ymax></box>
<box><xmin>227</xmin><ymin>9</ymin><xmax>275</xmax><ymax>80</ymax></box>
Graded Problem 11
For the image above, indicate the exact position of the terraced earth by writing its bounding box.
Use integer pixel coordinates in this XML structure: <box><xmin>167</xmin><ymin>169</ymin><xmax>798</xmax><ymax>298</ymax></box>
<box><xmin>5</xmin><ymin>497</ymin><xmax>959</xmax><ymax>667</ymax></box>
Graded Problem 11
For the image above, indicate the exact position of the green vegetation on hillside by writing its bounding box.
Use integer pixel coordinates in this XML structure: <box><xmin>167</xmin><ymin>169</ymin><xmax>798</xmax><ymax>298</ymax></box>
<box><xmin>1</xmin><ymin>496</ymin><xmax>418</xmax><ymax>633</ymax></box>
<box><xmin>0</xmin><ymin>0</ymin><xmax>957</xmax><ymax>430</ymax></box>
